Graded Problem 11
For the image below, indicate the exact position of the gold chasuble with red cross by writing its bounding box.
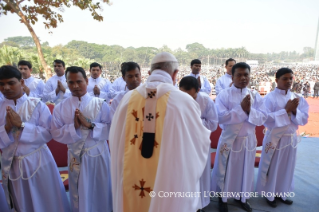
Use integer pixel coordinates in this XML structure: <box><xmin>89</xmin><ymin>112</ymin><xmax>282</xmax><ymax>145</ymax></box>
<box><xmin>123</xmin><ymin>87</ymin><xmax>170</xmax><ymax>212</ymax></box>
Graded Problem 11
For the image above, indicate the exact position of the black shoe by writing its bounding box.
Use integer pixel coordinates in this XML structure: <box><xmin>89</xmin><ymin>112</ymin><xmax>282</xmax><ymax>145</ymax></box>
<box><xmin>219</xmin><ymin>202</ymin><xmax>228</xmax><ymax>212</ymax></box>
<box><xmin>276</xmin><ymin>197</ymin><xmax>293</xmax><ymax>205</ymax></box>
<box><xmin>239</xmin><ymin>201</ymin><xmax>252</xmax><ymax>212</ymax></box>
<box><xmin>266</xmin><ymin>198</ymin><xmax>277</xmax><ymax>208</ymax></box>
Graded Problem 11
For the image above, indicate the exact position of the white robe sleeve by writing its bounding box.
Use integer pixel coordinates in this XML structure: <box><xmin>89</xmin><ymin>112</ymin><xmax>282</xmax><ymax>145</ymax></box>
<box><xmin>215</xmin><ymin>78</ymin><xmax>223</xmax><ymax>95</ymax></box>
<box><xmin>291</xmin><ymin>97</ymin><xmax>309</xmax><ymax>126</ymax></box>
<box><xmin>19</xmin><ymin>102</ymin><xmax>52</xmax><ymax>145</ymax></box>
<box><xmin>216</xmin><ymin>92</ymin><xmax>248</xmax><ymax>125</ymax></box>
<box><xmin>264</xmin><ymin>94</ymin><xmax>291</xmax><ymax>128</ymax></box>
<box><xmin>200</xmin><ymin>77</ymin><xmax>211</xmax><ymax>95</ymax></box>
<box><xmin>110</xmin><ymin>93</ymin><xmax>123</xmax><ymax>120</ymax></box>
<box><xmin>92</xmin><ymin>102</ymin><xmax>111</xmax><ymax>141</ymax></box>
<box><xmin>202</xmin><ymin>98</ymin><xmax>218</xmax><ymax>131</ymax></box>
<box><xmin>50</xmin><ymin>104</ymin><xmax>82</xmax><ymax>144</ymax></box>
<box><xmin>247</xmin><ymin>93</ymin><xmax>268</xmax><ymax>126</ymax></box>
<box><xmin>0</xmin><ymin>125</ymin><xmax>14</xmax><ymax>149</ymax></box>
<box><xmin>29</xmin><ymin>80</ymin><xmax>45</xmax><ymax>99</ymax></box>
<box><xmin>43</xmin><ymin>80</ymin><xmax>57</xmax><ymax>102</ymax></box>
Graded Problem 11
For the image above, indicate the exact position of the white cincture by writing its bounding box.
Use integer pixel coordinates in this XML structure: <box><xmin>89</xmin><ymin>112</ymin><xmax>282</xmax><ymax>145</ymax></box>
<box><xmin>82</xmin><ymin>141</ymin><xmax>106</xmax><ymax>158</ymax></box>
<box><xmin>9</xmin><ymin>145</ymin><xmax>46</xmax><ymax>181</ymax></box>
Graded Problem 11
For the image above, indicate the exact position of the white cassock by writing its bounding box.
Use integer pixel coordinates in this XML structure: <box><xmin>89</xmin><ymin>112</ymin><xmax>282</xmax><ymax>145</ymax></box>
<box><xmin>87</xmin><ymin>76</ymin><xmax>112</xmax><ymax>102</ymax></box>
<box><xmin>0</xmin><ymin>186</ymin><xmax>10</xmax><ymax>212</ymax></box>
<box><xmin>0</xmin><ymin>94</ymin><xmax>70</xmax><ymax>212</ymax></box>
<box><xmin>211</xmin><ymin>85</ymin><xmax>267</xmax><ymax>203</ymax></box>
<box><xmin>196</xmin><ymin>92</ymin><xmax>218</xmax><ymax>208</ymax></box>
<box><xmin>256</xmin><ymin>88</ymin><xmax>309</xmax><ymax>201</ymax></box>
<box><xmin>43</xmin><ymin>75</ymin><xmax>70</xmax><ymax>104</ymax></box>
<box><xmin>110</xmin><ymin>89</ymin><xmax>129</xmax><ymax>120</ymax></box>
<box><xmin>109</xmin><ymin>70</ymin><xmax>211</xmax><ymax>212</ymax></box>
<box><xmin>215</xmin><ymin>73</ymin><xmax>232</xmax><ymax>95</ymax></box>
<box><xmin>108</xmin><ymin>77</ymin><xmax>126</xmax><ymax>99</ymax></box>
<box><xmin>51</xmin><ymin>93</ymin><xmax>112</xmax><ymax>212</ymax></box>
<box><xmin>23</xmin><ymin>76</ymin><xmax>45</xmax><ymax>99</ymax></box>
<box><xmin>189</xmin><ymin>73</ymin><xmax>212</xmax><ymax>95</ymax></box>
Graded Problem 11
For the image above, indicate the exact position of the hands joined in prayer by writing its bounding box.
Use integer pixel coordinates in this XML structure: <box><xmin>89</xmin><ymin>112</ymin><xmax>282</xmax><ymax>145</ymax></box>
<box><xmin>285</xmin><ymin>98</ymin><xmax>299</xmax><ymax>115</ymax></box>
<box><xmin>74</xmin><ymin>109</ymin><xmax>92</xmax><ymax>129</ymax></box>
<box><xmin>5</xmin><ymin>106</ymin><xmax>23</xmax><ymax>133</ymax></box>
<box><xmin>21</xmin><ymin>79</ymin><xmax>30</xmax><ymax>96</ymax></box>
<box><xmin>56</xmin><ymin>80</ymin><xmax>66</xmax><ymax>95</ymax></box>
<box><xmin>241</xmin><ymin>94</ymin><xmax>251</xmax><ymax>114</ymax></box>
<box><xmin>93</xmin><ymin>85</ymin><xmax>100</xmax><ymax>96</ymax></box>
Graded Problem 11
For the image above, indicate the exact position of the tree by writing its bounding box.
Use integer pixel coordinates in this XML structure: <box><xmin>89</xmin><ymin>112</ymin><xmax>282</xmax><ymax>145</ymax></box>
<box><xmin>0</xmin><ymin>0</ymin><xmax>110</xmax><ymax>80</ymax></box>
<box><xmin>0</xmin><ymin>45</ymin><xmax>25</xmax><ymax>66</ymax></box>
<box><xmin>4</xmin><ymin>36</ymin><xmax>35</xmax><ymax>47</ymax></box>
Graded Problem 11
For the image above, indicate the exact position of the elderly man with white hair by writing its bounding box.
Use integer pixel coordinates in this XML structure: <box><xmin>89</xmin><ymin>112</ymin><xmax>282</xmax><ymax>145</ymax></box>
<box><xmin>109</xmin><ymin>52</ymin><xmax>211</xmax><ymax>212</ymax></box>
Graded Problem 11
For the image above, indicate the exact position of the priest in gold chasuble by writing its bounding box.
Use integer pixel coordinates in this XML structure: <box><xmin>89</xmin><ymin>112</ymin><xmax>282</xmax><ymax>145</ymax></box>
<box><xmin>109</xmin><ymin>52</ymin><xmax>211</xmax><ymax>212</ymax></box>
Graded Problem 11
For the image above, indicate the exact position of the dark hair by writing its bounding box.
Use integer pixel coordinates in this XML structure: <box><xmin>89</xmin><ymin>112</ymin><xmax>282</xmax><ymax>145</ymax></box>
<box><xmin>225</xmin><ymin>58</ymin><xmax>236</xmax><ymax>66</ymax></box>
<box><xmin>18</xmin><ymin>60</ymin><xmax>32</xmax><ymax>69</ymax></box>
<box><xmin>276</xmin><ymin>68</ymin><xmax>293</xmax><ymax>79</ymax></box>
<box><xmin>191</xmin><ymin>59</ymin><xmax>201</xmax><ymax>66</ymax></box>
<box><xmin>0</xmin><ymin>65</ymin><xmax>22</xmax><ymax>80</ymax></box>
<box><xmin>179</xmin><ymin>76</ymin><xmax>199</xmax><ymax>91</ymax></box>
<box><xmin>231</xmin><ymin>62</ymin><xmax>251</xmax><ymax>76</ymax></box>
<box><xmin>90</xmin><ymin>62</ymin><xmax>102</xmax><ymax>70</ymax></box>
<box><xmin>121</xmin><ymin>62</ymin><xmax>140</xmax><ymax>76</ymax></box>
<box><xmin>54</xmin><ymin>59</ymin><xmax>65</xmax><ymax>68</ymax></box>
<box><xmin>65</xmin><ymin>66</ymin><xmax>87</xmax><ymax>79</ymax></box>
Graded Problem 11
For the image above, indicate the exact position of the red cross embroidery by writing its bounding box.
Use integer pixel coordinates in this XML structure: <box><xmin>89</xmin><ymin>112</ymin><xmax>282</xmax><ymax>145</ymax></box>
<box><xmin>219</xmin><ymin>143</ymin><xmax>229</xmax><ymax>154</ymax></box>
<box><xmin>133</xmin><ymin>179</ymin><xmax>152</xmax><ymax>198</ymax></box>
<box><xmin>265</xmin><ymin>142</ymin><xmax>275</xmax><ymax>153</ymax></box>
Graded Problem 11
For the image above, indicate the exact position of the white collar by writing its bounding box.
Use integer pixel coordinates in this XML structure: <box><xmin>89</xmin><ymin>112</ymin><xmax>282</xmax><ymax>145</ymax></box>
<box><xmin>147</xmin><ymin>70</ymin><xmax>173</xmax><ymax>84</ymax></box>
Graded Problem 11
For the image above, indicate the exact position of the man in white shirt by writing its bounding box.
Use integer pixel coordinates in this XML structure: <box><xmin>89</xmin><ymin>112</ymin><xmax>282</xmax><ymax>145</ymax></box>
<box><xmin>43</xmin><ymin>59</ymin><xmax>70</xmax><ymax>104</ymax></box>
<box><xmin>51</xmin><ymin>66</ymin><xmax>112</xmax><ymax>212</ymax></box>
<box><xmin>17</xmin><ymin>60</ymin><xmax>45</xmax><ymax>99</ymax></box>
<box><xmin>87</xmin><ymin>62</ymin><xmax>112</xmax><ymax>102</ymax></box>
<box><xmin>0</xmin><ymin>65</ymin><xmax>70</xmax><ymax>212</ymax></box>
<box><xmin>110</xmin><ymin>62</ymin><xmax>142</xmax><ymax>119</ymax></box>
<box><xmin>189</xmin><ymin>59</ymin><xmax>211</xmax><ymax>95</ymax></box>
<box><xmin>215</xmin><ymin>58</ymin><xmax>236</xmax><ymax>95</ymax></box>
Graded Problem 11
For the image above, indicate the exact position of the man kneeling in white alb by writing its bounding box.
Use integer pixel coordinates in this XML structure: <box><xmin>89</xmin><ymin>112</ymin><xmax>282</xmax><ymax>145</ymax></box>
<box><xmin>51</xmin><ymin>66</ymin><xmax>112</xmax><ymax>212</ymax></box>
<box><xmin>0</xmin><ymin>65</ymin><xmax>70</xmax><ymax>212</ymax></box>
<box><xmin>256</xmin><ymin>68</ymin><xmax>309</xmax><ymax>208</ymax></box>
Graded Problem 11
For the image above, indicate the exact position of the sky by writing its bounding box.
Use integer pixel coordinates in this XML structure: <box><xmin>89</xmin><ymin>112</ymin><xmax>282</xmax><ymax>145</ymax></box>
<box><xmin>0</xmin><ymin>0</ymin><xmax>319</xmax><ymax>54</ymax></box>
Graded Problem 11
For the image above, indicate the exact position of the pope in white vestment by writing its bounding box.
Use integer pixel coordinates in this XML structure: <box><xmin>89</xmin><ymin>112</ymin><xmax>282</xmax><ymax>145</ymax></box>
<box><xmin>0</xmin><ymin>94</ymin><xmax>70</xmax><ymax>212</ymax></box>
<box><xmin>51</xmin><ymin>66</ymin><xmax>112</xmax><ymax>212</ymax></box>
<box><xmin>109</xmin><ymin>53</ymin><xmax>211</xmax><ymax>212</ymax></box>
<box><xmin>211</xmin><ymin>84</ymin><xmax>267</xmax><ymax>205</ymax></box>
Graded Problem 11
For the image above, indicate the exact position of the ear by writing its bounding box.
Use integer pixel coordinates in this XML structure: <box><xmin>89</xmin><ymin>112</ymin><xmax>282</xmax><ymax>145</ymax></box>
<box><xmin>85</xmin><ymin>77</ymin><xmax>88</xmax><ymax>84</ymax></box>
<box><xmin>275</xmin><ymin>78</ymin><xmax>278</xmax><ymax>84</ymax></box>
<box><xmin>148</xmin><ymin>71</ymin><xmax>151</xmax><ymax>75</ymax></box>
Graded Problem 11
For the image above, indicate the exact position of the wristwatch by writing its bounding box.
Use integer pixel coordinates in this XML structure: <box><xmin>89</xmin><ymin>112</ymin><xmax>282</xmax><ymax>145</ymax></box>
<box><xmin>89</xmin><ymin>123</ymin><xmax>96</xmax><ymax>130</ymax></box>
